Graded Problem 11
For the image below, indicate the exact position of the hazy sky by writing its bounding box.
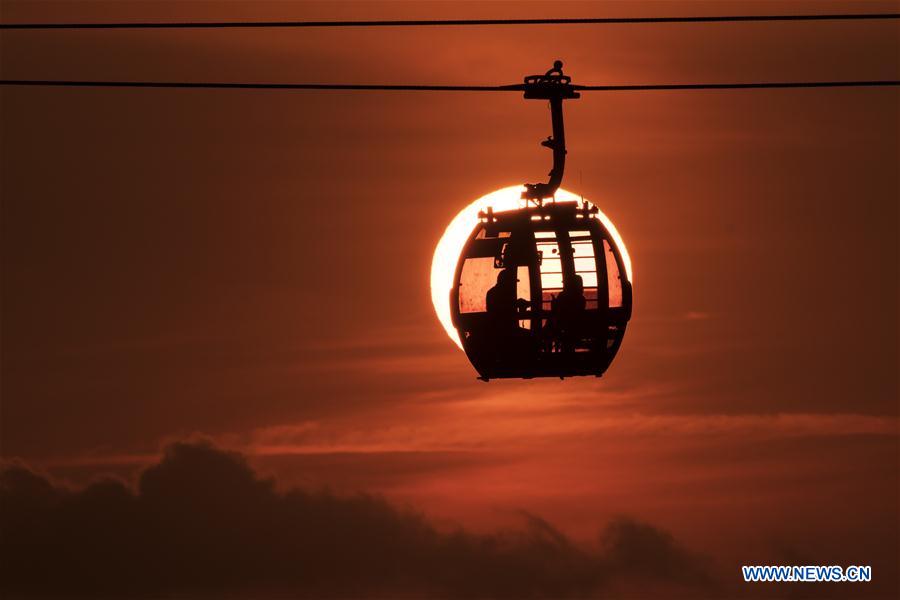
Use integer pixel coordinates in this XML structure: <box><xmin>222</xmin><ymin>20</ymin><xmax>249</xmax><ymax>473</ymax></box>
<box><xmin>2</xmin><ymin>1</ymin><xmax>898</xmax><ymax>597</ymax></box>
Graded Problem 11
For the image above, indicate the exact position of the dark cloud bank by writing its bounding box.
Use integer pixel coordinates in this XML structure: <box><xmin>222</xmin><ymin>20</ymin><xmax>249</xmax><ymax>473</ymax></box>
<box><xmin>1</xmin><ymin>441</ymin><xmax>716</xmax><ymax>599</ymax></box>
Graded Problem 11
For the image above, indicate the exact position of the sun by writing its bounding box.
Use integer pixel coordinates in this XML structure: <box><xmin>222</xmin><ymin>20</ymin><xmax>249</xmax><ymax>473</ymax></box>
<box><xmin>430</xmin><ymin>185</ymin><xmax>632</xmax><ymax>349</ymax></box>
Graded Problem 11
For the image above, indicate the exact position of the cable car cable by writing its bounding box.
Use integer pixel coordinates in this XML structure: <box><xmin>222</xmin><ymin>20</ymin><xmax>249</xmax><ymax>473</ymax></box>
<box><xmin>1</xmin><ymin>13</ymin><xmax>898</xmax><ymax>29</ymax></box>
<box><xmin>576</xmin><ymin>81</ymin><xmax>900</xmax><ymax>91</ymax></box>
<box><xmin>1</xmin><ymin>79</ymin><xmax>898</xmax><ymax>91</ymax></box>
<box><xmin>0</xmin><ymin>81</ymin><xmax>517</xmax><ymax>91</ymax></box>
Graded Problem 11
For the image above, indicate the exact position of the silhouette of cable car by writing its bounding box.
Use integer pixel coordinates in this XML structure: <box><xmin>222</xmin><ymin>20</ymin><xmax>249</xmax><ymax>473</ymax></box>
<box><xmin>449</xmin><ymin>62</ymin><xmax>633</xmax><ymax>380</ymax></box>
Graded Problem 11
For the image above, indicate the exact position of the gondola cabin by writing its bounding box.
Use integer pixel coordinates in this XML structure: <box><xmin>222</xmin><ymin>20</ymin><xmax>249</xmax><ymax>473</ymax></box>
<box><xmin>445</xmin><ymin>61</ymin><xmax>633</xmax><ymax>379</ymax></box>
<box><xmin>450</xmin><ymin>200</ymin><xmax>632</xmax><ymax>380</ymax></box>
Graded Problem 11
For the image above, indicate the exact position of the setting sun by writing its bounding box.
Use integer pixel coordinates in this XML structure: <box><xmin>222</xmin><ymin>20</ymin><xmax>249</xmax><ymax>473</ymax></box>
<box><xmin>430</xmin><ymin>185</ymin><xmax>632</xmax><ymax>349</ymax></box>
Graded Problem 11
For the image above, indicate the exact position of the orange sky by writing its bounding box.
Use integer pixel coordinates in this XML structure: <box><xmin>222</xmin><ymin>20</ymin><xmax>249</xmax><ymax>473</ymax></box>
<box><xmin>2</xmin><ymin>1</ymin><xmax>898</xmax><ymax>597</ymax></box>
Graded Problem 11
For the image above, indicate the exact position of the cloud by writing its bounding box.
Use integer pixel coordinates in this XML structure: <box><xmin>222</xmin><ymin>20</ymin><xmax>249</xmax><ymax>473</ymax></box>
<box><xmin>600</xmin><ymin>517</ymin><xmax>714</xmax><ymax>592</ymax></box>
<box><xmin>1</xmin><ymin>440</ymin><xmax>717</xmax><ymax>599</ymax></box>
<box><xmin>234</xmin><ymin>410</ymin><xmax>900</xmax><ymax>459</ymax></box>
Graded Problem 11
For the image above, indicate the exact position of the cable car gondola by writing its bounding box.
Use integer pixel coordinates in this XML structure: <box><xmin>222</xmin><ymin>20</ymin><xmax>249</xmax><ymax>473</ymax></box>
<box><xmin>449</xmin><ymin>63</ymin><xmax>633</xmax><ymax>380</ymax></box>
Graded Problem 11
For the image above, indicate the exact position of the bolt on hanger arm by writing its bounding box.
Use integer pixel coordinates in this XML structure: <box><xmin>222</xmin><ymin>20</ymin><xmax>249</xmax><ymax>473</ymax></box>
<box><xmin>521</xmin><ymin>61</ymin><xmax>581</xmax><ymax>205</ymax></box>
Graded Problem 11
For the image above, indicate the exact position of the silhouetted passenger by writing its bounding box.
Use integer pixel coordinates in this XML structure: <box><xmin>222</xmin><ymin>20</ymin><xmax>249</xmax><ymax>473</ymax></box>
<box><xmin>483</xmin><ymin>268</ymin><xmax>534</xmax><ymax>368</ymax></box>
<box><xmin>486</xmin><ymin>268</ymin><xmax>529</xmax><ymax>334</ymax></box>
<box><xmin>551</xmin><ymin>275</ymin><xmax>586</xmax><ymax>353</ymax></box>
